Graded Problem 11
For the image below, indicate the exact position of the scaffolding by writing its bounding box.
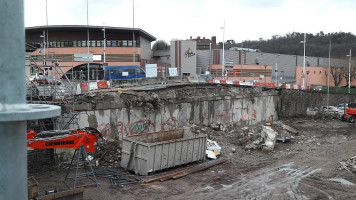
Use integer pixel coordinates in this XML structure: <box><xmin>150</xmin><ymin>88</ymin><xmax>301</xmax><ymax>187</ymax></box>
<box><xmin>26</xmin><ymin>58</ymin><xmax>79</xmax><ymax>132</ymax></box>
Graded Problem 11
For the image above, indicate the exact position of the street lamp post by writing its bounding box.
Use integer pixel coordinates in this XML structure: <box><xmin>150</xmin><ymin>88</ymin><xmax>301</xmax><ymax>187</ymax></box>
<box><xmin>221</xmin><ymin>19</ymin><xmax>225</xmax><ymax>79</ymax></box>
<box><xmin>301</xmin><ymin>33</ymin><xmax>306</xmax><ymax>89</ymax></box>
<box><xmin>40</xmin><ymin>32</ymin><xmax>46</xmax><ymax>74</ymax></box>
<box><xmin>327</xmin><ymin>39</ymin><xmax>331</xmax><ymax>109</ymax></box>
<box><xmin>102</xmin><ymin>23</ymin><xmax>106</xmax><ymax>63</ymax></box>
<box><xmin>209</xmin><ymin>42</ymin><xmax>211</xmax><ymax>74</ymax></box>
<box><xmin>347</xmin><ymin>49</ymin><xmax>352</xmax><ymax>93</ymax></box>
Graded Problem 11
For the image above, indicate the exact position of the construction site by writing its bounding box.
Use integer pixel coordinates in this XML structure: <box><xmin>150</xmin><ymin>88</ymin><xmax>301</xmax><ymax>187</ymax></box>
<box><xmin>2</xmin><ymin>1</ymin><xmax>356</xmax><ymax>200</ymax></box>
<box><xmin>20</xmin><ymin>58</ymin><xmax>356</xmax><ymax>199</ymax></box>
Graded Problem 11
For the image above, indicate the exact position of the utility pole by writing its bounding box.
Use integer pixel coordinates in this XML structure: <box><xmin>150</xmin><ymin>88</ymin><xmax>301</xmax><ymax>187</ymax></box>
<box><xmin>133</xmin><ymin>0</ymin><xmax>135</xmax><ymax>66</ymax></box>
<box><xmin>347</xmin><ymin>49</ymin><xmax>352</xmax><ymax>93</ymax></box>
<box><xmin>209</xmin><ymin>42</ymin><xmax>211</xmax><ymax>74</ymax></box>
<box><xmin>102</xmin><ymin>23</ymin><xmax>106</xmax><ymax>63</ymax></box>
<box><xmin>221</xmin><ymin>19</ymin><xmax>225</xmax><ymax>79</ymax></box>
<box><xmin>302</xmin><ymin>33</ymin><xmax>306</xmax><ymax>89</ymax></box>
<box><xmin>327</xmin><ymin>39</ymin><xmax>331</xmax><ymax>108</ymax></box>
<box><xmin>87</xmin><ymin>0</ymin><xmax>90</xmax><ymax>83</ymax></box>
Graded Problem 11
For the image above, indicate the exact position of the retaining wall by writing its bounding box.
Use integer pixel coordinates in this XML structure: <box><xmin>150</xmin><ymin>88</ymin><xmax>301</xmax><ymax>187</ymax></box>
<box><xmin>277</xmin><ymin>90</ymin><xmax>356</xmax><ymax>118</ymax></box>
<box><xmin>74</xmin><ymin>85</ymin><xmax>278</xmax><ymax>140</ymax></box>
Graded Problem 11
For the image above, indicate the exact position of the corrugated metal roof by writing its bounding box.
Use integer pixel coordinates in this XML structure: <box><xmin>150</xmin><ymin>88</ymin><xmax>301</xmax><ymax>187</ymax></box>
<box><xmin>25</xmin><ymin>25</ymin><xmax>156</xmax><ymax>42</ymax></box>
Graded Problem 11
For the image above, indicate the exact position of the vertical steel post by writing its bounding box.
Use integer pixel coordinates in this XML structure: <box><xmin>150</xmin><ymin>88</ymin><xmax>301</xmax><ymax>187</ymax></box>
<box><xmin>0</xmin><ymin>1</ymin><xmax>27</xmax><ymax>199</ymax></box>
<box><xmin>0</xmin><ymin>1</ymin><xmax>60</xmax><ymax>200</ymax></box>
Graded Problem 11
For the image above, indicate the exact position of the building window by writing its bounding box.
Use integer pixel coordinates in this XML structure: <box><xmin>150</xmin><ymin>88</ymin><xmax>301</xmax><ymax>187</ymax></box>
<box><xmin>117</xmin><ymin>40</ymin><xmax>122</xmax><ymax>47</ymax></box>
<box><xmin>107</xmin><ymin>40</ymin><xmax>112</xmax><ymax>47</ymax></box>
<box><xmin>82</xmin><ymin>41</ymin><xmax>86</xmax><ymax>47</ymax></box>
<box><xmin>96</xmin><ymin>41</ymin><xmax>101</xmax><ymax>47</ymax></box>
<box><xmin>77</xmin><ymin>41</ymin><xmax>82</xmax><ymax>47</ymax></box>
<box><xmin>122</xmin><ymin>40</ymin><xmax>127</xmax><ymax>47</ymax></box>
<box><xmin>112</xmin><ymin>40</ymin><xmax>117</xmax><ymax>47</ymax></box>
<box><xmin>128</xmin><ymin>41</ymin><xmax>133</xmax><ymax>47</ymax></box>
<box><xmin>73</xmin><ymin>41</ymin><xmax>77</xmax><ymax>47</ymax></box>
<box><xmin>91</xmin><ymin>41</ymin><xmax>96</xmax><ymax>47</ymax></box>
<box><xmin>52</xmin><ymin>42</ymin><xmax>56</xmax><ymax>48</ymax></box>
<box><xmin>60</xmin><ymin>41</ymin><xmax>64</xmax><ymax>47</ymax></box>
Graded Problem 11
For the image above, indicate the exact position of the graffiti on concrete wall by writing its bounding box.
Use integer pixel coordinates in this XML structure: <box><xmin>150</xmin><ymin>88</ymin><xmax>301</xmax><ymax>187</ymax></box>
<box><xmin>97</xmin><ymin>121</ymin><xmax>125</xmax><ymax>139</ymax></box>
<box><xmin>161</xmin><ymin>117</ymin><xmax>178</xmax><ymax>131</ymax></box>
<box><xmin>253</xmin><ymin>110</ymin><xmax>257</xmax><ymax>119</ymax></box>
<box><xmin>215</xmin><ymin>111</ymin><xmax>232</xmax><ymax>124</ymax></box>
<box><xmin>97</xmin><ymin>122</ymin><xmax>111</xmax><ymax>138</ymax></box>
<box><xmin>129</xmin><ymin>120</ymin><xmax>155</xmax><ymax>136</ymax></box>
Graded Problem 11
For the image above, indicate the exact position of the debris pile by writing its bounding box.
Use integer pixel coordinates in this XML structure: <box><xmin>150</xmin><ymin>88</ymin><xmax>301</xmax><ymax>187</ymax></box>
<box><xmin>339</xmin><ymin>157</ymin><xmax>356</xmax><ymax>173</ymax></box>
<box><xmin>233</xmin><ymin>122</ymin><xmax>299</xmax><ymax>152</ymax></box>
<box><xmin>93</xmin><ymin>140</ymin><xmax>122</xmax><ymax>168</ymax></box>
<box><xmin>206</xmin><ymin>139</ymin><xmax>222</xmax><ymax>159</ymax></box>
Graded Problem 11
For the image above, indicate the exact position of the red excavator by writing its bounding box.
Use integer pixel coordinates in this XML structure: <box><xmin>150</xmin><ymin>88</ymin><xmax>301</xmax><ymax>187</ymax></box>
<box><xmin>27</xmin><ymin>127</ymin><xmax>103</xmax><ymax>188</ymax></box>
<box><xmin>341</xmin><ymin>103</ymin><xmax>356</xmax><ymax>123</ymax></box>
<box><xmin>27</xmin><ymin>127</ymin><xmax>103</xmax><ymax>152</ymax></box>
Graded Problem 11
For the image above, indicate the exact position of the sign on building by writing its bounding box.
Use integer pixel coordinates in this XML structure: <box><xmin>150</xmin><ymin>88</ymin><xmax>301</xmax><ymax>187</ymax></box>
<box><xmin>169</xmin><ymin>68</ymin><xmax>178</xmax><ymax>76</ymax></box>
<box><xmin>145</xmin><ymin>64</ymin><xmax>158</xmax><ymax>77</ymax></box>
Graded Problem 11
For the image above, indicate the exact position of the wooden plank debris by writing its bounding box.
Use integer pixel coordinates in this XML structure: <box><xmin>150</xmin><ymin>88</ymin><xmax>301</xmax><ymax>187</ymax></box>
<box><xmin>142</xmin><ymin>156</ymin><xmax>230</xmax><ymax>183</ymax></box>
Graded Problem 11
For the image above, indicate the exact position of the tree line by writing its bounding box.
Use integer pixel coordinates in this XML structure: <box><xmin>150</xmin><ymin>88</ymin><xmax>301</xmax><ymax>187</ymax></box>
<box><xmin>236</xmin><ymin>31</ymin><xmax>356</xmax><ymax>59</ymax></box>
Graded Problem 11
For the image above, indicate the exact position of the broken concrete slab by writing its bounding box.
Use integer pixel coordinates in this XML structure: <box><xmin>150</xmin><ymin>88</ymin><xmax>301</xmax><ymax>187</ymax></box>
<box><xmin>261</xmin><ymin>125</ymin><xmax>277</xmax><ymax>153</ymax></box>
<box><xmin>282</xmin><ymin>124</ymin><xmax>299</xmax><ymax>135</ymax></box>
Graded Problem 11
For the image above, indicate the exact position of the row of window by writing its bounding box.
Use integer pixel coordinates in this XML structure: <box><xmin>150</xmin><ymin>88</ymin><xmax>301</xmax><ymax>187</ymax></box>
<box><xmin>29</xmin><ymin>40</ymin><xmax>139</xmax><ymax>48</ymax></box>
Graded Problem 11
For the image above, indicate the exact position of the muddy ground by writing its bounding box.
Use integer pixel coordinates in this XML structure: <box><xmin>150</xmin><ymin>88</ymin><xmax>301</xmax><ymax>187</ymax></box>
<box><xmin>29</xmin><ymin>118</ymin><xmax>356</xmax><ymax>200</ymax></box>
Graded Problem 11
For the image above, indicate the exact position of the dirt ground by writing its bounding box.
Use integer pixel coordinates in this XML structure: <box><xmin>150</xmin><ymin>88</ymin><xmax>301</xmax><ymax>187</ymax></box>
<box><xmin>29</xmin><ymin>118</ymin><xmax>356</xmax><ymax>200</ymax></box>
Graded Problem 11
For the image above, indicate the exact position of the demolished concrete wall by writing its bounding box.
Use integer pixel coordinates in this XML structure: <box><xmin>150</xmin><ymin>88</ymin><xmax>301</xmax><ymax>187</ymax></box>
<box><xmin>277</xmin><ymin>90</ymin><xmax>356</xmax><ymax>118</ymax></box>
<box><xmin>73</xmin><ymin>84</ymin><xmax>278</xmax><ymax>140</ymax></box>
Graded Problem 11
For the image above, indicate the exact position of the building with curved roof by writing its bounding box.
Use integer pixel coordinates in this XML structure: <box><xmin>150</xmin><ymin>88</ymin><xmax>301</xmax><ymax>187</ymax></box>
<box><xmin>26</xmin><ymin>25</ymin><xmax>160</xmax><ymax>79</ymax></box>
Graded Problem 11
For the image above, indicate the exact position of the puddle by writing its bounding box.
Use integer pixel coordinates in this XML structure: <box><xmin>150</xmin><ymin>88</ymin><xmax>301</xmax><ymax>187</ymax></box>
<box><xmin>194</xmin><ymin>185</ymin><xmax>215</xmax><ymax>193</ymax></box>
<box><xmin>221</xmin><ymin>184</ymin><xmax>233</xmax><ymax>188</ymax></box>
<box><xmin>328</xmin><ymin>178</ymin><xmax>354</xmax><ymax>186</ymax></box>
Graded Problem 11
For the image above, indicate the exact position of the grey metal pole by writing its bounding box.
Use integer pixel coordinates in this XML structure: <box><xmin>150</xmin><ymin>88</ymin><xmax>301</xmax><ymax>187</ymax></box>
<box><xmin>222</xmin><ymin>19</ymin><xmax>225</xmax><ymax>79</ymax></box>
<box><xmin>87</xmin><ymin>0</ymin><xmax>90</xmax><ymax>84</ymax></box>
<box><xmin>103</xmin><ymin>23</ymin><xmax>106</xmax><ymax>63</ymax></box>
<box><xmin>302</xmin><ymin>33</ymin><xmax>306</xmax><ymax>89</ymax></box>
<box><xmin>327</xmin><ymin>39</ymin><xmax>331</xmax><ymax>108</ymax></box>
<box><xmin>132</xmin><ymin>0</ymin><xmax>135</xmax><ymax>66</ymax></box>
<box><xmin>348</xmin><ymin>49</ymin><xmax>352</xmax><ymax>93</ymax></box>
<box><xmin>0</xmin><ymin>1</ymin><xmax>60</xmax><ymax>199</ymax></box>
<box><xmin>209</xmin><ymin>42</ymin><xmax>211</xmax><ymax>74</ymax></box>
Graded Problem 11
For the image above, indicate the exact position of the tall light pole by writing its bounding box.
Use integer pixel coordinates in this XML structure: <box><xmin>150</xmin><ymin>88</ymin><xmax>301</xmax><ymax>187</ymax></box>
<box><xmin>209</xmin><ymin>42</ymin><xmax>211</xmax><ymax>74</ymax></box>
<box><xmin>327</xmin><ymin>39</ymin><xmax>331</xmax><ymax>109</ymax></box>
<box><xmin>221</xmin><ymin>19</ymin><xmax>225</xmax><ymax>79</ymax></box>
<box><xmin>86</xmin><ymin>0</ymin><xmax>90</xmax><ymax>83</ymax></box>
<box><xmin>40</xmin><ymin>32</ymin><xmax>46</xmax><ymax>74</ymax></box>
<box><xmin>301</xmin><ymin>33</ymin><xmax>306</xmax><ymax>89</ymax></box>
<box><xmin>102</xmin><ymin>23</ymin><xmax>106</xmax><ymax>63</ymax></box>
<box><xmin>240</xmin><ymin>42</ymin><xmax>243</xmax><ymax>81</ymax></box>
<box><xmin>347</xmin><ymin>49</ymin><xmax>352</xmax><ymax>93</ymax></box>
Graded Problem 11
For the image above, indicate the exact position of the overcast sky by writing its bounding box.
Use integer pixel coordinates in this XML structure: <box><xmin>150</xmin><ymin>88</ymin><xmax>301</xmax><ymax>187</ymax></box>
<box><xmin>25</xmin><ymin>0</ymin><xmax>356</xmax><ymax>43</ymax></box>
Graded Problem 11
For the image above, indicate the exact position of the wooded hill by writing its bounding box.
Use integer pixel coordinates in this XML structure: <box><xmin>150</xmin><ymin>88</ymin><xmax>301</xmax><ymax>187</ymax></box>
<box><xmin>229</xmin><ymin>32</ymin><xmax>356</xmax><ymax>58</ymax></box>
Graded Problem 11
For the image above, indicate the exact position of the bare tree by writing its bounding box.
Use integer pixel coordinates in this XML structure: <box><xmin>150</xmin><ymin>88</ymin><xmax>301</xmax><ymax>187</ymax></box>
<box><xmin>330</xmin><ymin>67</ymin><xmax>343</xmax><ymax>86</ymax></box>
<box><xmin>341</xmin><ymin>62</ymin><xmax>356</xmax><ymax>87</ymax></box>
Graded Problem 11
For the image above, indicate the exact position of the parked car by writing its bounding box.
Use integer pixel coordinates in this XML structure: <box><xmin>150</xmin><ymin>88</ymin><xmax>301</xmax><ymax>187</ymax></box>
<box><xmin>336</xmin><ymin>103</ymin><xmax>348</xmax><ymax>110</ymax></box>
<box><xmin>322</xmin><ymin>106</ymin><xmax>341</xmax><ymax>113</ymax></box>
<box><xmin>29</xmin><ymin>73</ymin><xmax>43</xmax><ymax>81</ymax></box>
<box><xmin>36</xmin><ymin>75</ymin><xmax>61</xmax><ymax>85</ymax></box>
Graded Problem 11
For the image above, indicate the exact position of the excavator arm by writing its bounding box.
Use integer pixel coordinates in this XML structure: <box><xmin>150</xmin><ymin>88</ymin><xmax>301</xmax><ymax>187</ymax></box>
<box><xmin>27</xmin><ymin>128</ymin><xmax>103</xmax><ymax>152</ymax></box>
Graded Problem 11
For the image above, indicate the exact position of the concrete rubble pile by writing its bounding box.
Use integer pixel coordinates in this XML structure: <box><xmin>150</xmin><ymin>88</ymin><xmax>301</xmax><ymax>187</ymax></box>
<box><xmin>240</xmin><ymin>122</ymin><xmax>299</xmax><ymax>152</ymax></box>
<box><xmin>93</xmin><ymin>140</ymin><xmax>122</xmax><ymax>168</ymax></box>
<box><xmin>339</xmin><ymin>157</ymin><xmax>356</xmax><ymax>173</ymax></box>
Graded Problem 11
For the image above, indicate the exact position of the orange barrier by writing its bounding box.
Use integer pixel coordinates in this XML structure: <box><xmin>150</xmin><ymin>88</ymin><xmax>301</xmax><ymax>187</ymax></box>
<box><xmin>97</xmin><ymin>81</ymin><xmax>108</xmax><ymax>89</ymax></box>
<box><xmin>219</xmin><ymin>80</ymin><xmax>226</xmax><ymax>84</ymax></box>
<box><xmin>233</xmin><ymin>81</ymin><xmax>239</xmax><ymax>85</ymax></box>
